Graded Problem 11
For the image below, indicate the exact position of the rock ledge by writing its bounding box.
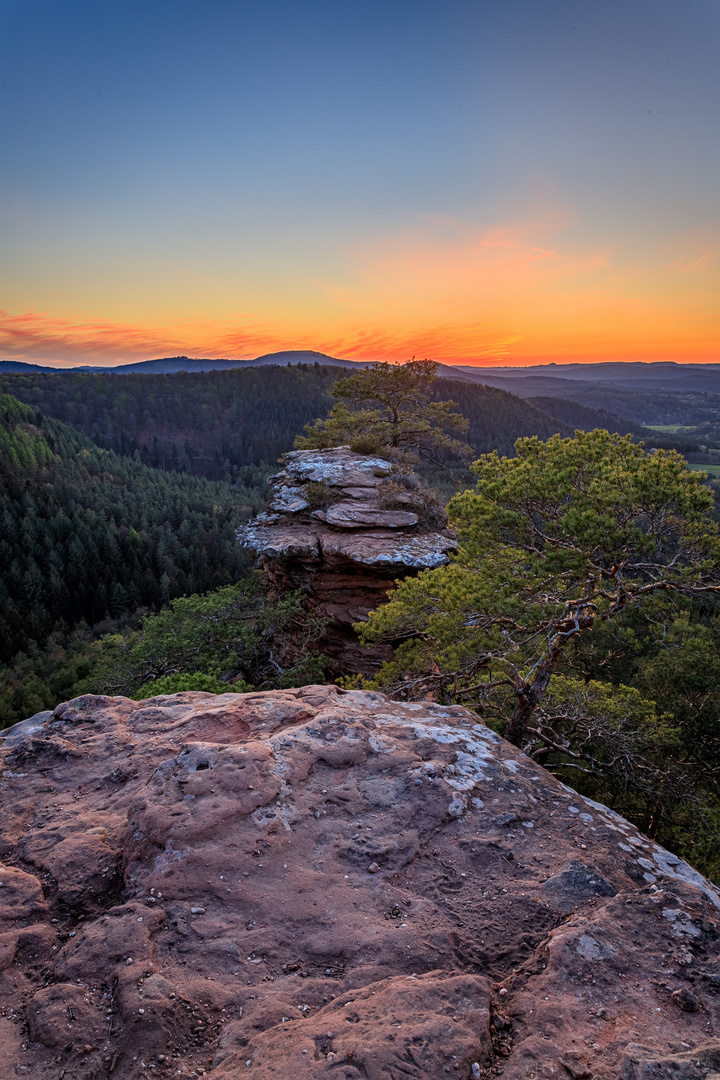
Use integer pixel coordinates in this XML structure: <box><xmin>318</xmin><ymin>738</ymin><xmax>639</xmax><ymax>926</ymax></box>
<box><xmin>238</xmin><ymin>448</ymin><xmax>457</xmax><ymax>672</ymax></box>
<box><xmin>2</xmin><ymin>687</ymin><xmax>720</xmax><ymax>1079</ymax></box>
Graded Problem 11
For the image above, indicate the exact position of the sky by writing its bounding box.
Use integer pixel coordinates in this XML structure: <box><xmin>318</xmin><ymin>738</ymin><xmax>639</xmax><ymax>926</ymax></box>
<box><xmin>1</xmin><ymin>0</ymin><xmax>719</xmax><ymax>367</ymax></box>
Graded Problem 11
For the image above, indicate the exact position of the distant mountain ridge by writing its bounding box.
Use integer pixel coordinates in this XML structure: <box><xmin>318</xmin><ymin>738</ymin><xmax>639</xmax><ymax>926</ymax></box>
<box><xmin>460</xmin><ymin>360</ymin><xmax>720</xmax><ymax>379</ymax></box>
<box><xmin>0</xmin><ymin>360</ymin><xmax>68</xmax><ymax>373</ymax></box>
<box><xmin>0</xmin><ymin>351</ymin><xmax>362</xmax><ymax>375</ymax></box>
<box><xmin>453</xmin><ymin>361</ymin><xmax>720</xmax><ymax>395</ymax></box>
<box><xmin>2</xmin><ymin>351</ymin><xmax>718</xmax><ymax>428</ymax></box>
<box><xmin>3</xmin><ymin>353</ymin><xmax>720</xmax><ymax>389</ymax></box>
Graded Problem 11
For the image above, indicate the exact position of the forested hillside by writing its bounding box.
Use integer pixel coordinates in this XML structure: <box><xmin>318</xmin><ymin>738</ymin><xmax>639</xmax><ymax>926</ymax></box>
<box><xmin>0</xmin><ymin>364</ymin><xmax>572</xmax><ymax>484</ymax></box>
<box><xmin>0</xmin><ymin>395</ymin><xmax>252</xmax><ymax>664</ymax></box>
<box><xmin>434</xmin><ymin>378</ymin><xmax>568</xmax><ymax>450</ymax></box>
<box><xmin>526</xmin><ymin>395</ymin><xmax>648</xmax><ymax>436</ymax></box>
<box><xmin>0</xmin><ymin>371</ymin><xmax>573</xmax><ymax>727</ymax></box>
<box><xmin>480</xmin><ymin>374</ymin><xmax>719</xmax><ymax>431</ymax></box>
<box><xmin>0</xmin><ymin>365</ymin><xmax>334</xmax><ymax>482</ymax></box>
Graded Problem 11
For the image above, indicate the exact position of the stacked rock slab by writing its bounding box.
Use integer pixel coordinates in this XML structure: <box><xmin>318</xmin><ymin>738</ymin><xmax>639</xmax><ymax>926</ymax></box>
<box><xmin>2</xmin><ymin>688</ymin><xmax>720</xmax><ymax>1080</ymax></box>
<box><xmin>237</xmin><ymin>447</ymin><xmax>457</xmax><ymax>673</ymax></box>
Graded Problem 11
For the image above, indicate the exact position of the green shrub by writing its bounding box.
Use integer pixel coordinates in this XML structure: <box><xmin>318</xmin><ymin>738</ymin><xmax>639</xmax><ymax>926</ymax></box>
<box><xmin>349</xmin><ymin>434</ymin><xmax>387</xmax><ymax>456</ymax></box>
<box><xmin>379</xmin><ymin>475</ymin><xmax>448</xmax><ymax>529</ymax></box>
<box><xmin>136</xmin><ymin>672</ymin><xmax>251</xmax><ymax>698</ymax></box>
<box><xmin>303</xmin><ymin>481</ymin><xmax>334</xmax><ymax>510</ymax></box>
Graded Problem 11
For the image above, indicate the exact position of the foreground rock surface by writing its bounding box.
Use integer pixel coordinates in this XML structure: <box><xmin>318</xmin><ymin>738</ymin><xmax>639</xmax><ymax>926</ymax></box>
<box><xmin>238</xmin><ymin>448</ymin><xmax>457</xmax><ymax>673</ymax></box>
<box><xmin>2</xmin><ymin>688</ymin><xmax>720</xmax><ymax>1080</ymax></box>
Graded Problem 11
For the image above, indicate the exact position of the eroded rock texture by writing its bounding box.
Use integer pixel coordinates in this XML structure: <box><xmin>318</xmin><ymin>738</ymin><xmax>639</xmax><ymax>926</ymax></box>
<box><xmin>237</xmin><ymin>448</ymin><xmax>457</xmax><ymax>673</ymax></box>
<box><xmin>2</xmin><ymin>688</ymin><xmax>720</xmax><ymax>1080</ymax></box>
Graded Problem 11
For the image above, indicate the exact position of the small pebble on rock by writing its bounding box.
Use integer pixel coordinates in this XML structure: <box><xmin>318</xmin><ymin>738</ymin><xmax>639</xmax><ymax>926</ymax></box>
<box><xmin>672</xmin><ymin>987</ymin><xmax>699</xmax><ymax>1012</ymax></box>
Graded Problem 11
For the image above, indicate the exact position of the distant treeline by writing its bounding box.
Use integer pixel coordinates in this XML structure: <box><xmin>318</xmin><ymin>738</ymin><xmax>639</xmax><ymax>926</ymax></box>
<box><xmin>0</xmin><ymin>395</ymin><xmax>253</xmax><ymax>664</ymax></box>
<box><xmin>526</xmin><ymin>396</ymin><xmax>647</xmax><ymax>436</ymax></box>
<box><xmin>518</xmin><ymin>382</ymin><xmax>720</xmax><ymax>432</ymax></box>
<box><xmin>0</xmin><ymin>364</ymin><xmax>573</xmax><ymax>485</ymax></box>
<box><xmin>0</xmin><ymin>365</ymin><xmax>339</xmax><ymax>482</ymax></box>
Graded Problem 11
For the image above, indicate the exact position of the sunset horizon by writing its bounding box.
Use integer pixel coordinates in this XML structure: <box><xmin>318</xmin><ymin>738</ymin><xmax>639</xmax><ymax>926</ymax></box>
<box><xmin>2</xmin><ymin>1</ymin><xmax>718</xmax><ymax>373</ymax></box>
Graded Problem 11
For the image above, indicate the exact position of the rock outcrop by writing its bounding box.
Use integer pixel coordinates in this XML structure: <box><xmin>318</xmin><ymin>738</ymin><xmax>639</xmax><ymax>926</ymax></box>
<box><xmin>237</xmin><ymin>448</ymin><xmax>457</xmax><ymax>673</ymax></box>
<box><xmin>2</xmin><ymin>688</ymin><xmax>720</xmax><ymax>1079</ymax></box>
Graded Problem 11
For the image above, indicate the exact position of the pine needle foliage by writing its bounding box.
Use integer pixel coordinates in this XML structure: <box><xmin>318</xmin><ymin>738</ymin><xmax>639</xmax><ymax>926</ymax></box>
<box><xmin>359</xmin><ymin>430</ymin><xmax>720</xmax><ymax>746</ymax></box>
<box><xmin>294</xmin><ymin>359</ymin><xmax>472</xmax><ymax>467</ymax></box>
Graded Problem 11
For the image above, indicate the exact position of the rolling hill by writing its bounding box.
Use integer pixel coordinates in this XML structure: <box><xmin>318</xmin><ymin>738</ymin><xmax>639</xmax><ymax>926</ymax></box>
<box><xmin>0</xmin><ymin>363</ymin><xmax>574</xmax><ymax>483</ymax></box>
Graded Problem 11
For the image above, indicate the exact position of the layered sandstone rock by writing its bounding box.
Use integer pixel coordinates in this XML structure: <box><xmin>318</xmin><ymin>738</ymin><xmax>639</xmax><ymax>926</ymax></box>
<box><xmin>2</xmin><ymin>688</ymin><xmax>720</xmax><ymax>1079</ymax></box>
<box><xmin>237</xmin><ymin>448</ymin><xmax>457</xmax><ymax>673</ymax></box>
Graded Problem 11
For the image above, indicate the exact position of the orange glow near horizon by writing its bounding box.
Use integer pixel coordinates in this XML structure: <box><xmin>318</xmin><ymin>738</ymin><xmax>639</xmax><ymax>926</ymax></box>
<box><xmin>1</xmin><ymin>212</ymin><xmax>718</xmax><ymax>368</ymax></box>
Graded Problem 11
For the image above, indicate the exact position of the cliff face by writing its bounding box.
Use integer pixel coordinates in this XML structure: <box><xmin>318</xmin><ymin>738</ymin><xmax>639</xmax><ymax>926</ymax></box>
<box><xmin>2</xmin><ymin>688</ymin><xmax>720</xmax><ymax>1080</ymax></box>
<box><xmin>237</xmin><ymin>448</ymin><xmax>457</xmax><ymax>673</ymax></box>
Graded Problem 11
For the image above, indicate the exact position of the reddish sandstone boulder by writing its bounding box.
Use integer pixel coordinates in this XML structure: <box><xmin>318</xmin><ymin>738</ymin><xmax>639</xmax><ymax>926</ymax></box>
<box><xmin>1</xmin><ymin>687</ymin><xmax>720</xmax><ymax>1080</ymax></box>
<box><xmin>238</xmin><ymin>448</ymin><xmax>456</xmax><ymax>673</ymax></box>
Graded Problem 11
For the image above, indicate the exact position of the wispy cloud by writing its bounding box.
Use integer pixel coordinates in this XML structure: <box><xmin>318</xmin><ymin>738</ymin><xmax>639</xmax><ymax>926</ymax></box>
<box><xmin>2</xmin><ymin>209</ymin><xmax>719</xmax><ymax>367</ymax></box>
<box><xmin>665</xmin><ymin>229</ymin><xmax>720</xmax><ymax>277</ymax></box>
<box><xmin>0</xmin><ymin>310</ymin><xmax>290</xmax><ymax>365</ymax></box>
<box><xmin>311</xmin><ymin>209</ymin><xmax>720</xmax><ymax>363</ymax></box>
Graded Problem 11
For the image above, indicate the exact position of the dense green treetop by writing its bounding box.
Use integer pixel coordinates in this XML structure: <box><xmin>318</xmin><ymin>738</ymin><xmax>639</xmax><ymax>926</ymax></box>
<box><xmin>359</xmin><ymin>430</ymin><xmax>720</xmax><ymax>745</ymax></box>
<box><xmin>295</xmin><ymin>360</ymin><xmax>472</xmax><ymax>465</ymax></box>
<box><xmin>80</xmin><ymin>579</ymin><xmax>326</xmax><ymax>699</ymax></box>
<box><xmin>0</xmin><ymin>578</ymin><xmax>327</xmax><ymax>727</ymax></box>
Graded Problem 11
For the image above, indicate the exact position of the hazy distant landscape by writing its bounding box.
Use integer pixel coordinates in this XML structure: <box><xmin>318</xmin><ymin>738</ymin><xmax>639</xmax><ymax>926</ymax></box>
<box><xmin>0</xmin><ymin>358</ymin><xmax>573</xmax><ymax>485</ymax></box>
<box><xmin>2</xmin><ymin>353</ymin><xmax>716</xmax><ymax>486</ymax></box>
